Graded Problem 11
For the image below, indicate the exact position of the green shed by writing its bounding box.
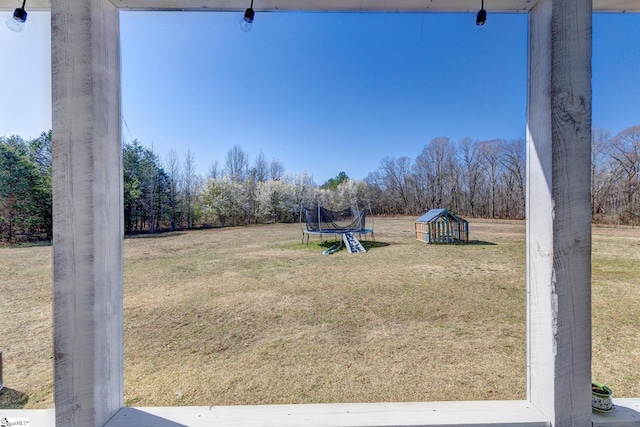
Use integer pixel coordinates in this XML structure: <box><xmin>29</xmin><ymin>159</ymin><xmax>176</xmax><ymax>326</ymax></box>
<box><xmin>415</xmin><ymin>209</ymin><xmax>469</xmax><ymax>244</ymax></box>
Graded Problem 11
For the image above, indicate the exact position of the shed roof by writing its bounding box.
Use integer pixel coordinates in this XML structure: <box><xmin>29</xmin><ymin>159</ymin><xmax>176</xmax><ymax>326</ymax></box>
<box><xmin>416</xmin><ymin>208</ymin><xmax>467</xmax><ymax>224</ymax></box>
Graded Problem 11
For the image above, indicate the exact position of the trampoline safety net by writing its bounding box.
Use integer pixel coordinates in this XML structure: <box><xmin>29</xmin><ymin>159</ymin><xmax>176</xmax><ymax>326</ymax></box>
<box><xmin>305</xmin><ymin>207</ymin><xmax>367</xmax><ymax>233</ymax></box>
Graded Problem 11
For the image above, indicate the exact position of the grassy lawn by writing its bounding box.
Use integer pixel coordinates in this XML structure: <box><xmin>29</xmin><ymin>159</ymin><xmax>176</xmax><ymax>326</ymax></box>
<box><xmin>1</xmin><ymin>218</ymin><xmax>638</xmax><ymax>409</ymax></box>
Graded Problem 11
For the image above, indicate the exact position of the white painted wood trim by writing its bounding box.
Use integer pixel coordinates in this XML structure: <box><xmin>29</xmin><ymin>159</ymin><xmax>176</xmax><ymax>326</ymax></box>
<box><xmin>592</xmin><ymin>399</ymin><xmax>640</xmax><ymax>426</ymax></box>
<box><xmin>526</xmin><ymin>0</ymin><xmax>555</xmax><ymax>417</ymax></box>
<box><xmin>108</xmin><ymin>401</ymin><xmax>551</xmax><ymax>427</ymax></box>
<box><xmin>4</xmin><ymin>399</ymin><xmax>640</xmax><ymax>427</ymax></box>
<box><xmin>51</xmin><ymin>0</ymin><xmax>123</xmax><ymax>426</ymax></box>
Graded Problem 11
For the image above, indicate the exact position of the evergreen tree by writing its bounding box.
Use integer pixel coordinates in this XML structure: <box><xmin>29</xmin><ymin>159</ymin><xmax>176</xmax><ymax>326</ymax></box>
<box><xmin>0</xmin><ymin>134</ymin><xmax>52</xmax><ymax>242</ymax></box>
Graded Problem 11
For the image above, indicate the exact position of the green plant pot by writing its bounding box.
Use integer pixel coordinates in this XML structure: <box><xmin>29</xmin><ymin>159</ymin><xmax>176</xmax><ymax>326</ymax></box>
<box><xmin>592</xmin><ymin>381</ymin><xmax>613</xmax><ymax>412</ymax></box>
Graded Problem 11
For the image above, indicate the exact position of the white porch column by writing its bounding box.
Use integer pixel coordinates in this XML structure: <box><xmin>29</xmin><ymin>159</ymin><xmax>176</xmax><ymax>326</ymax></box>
<box><xmin>526</xmin><ymin>0</ymin><xmax>592</xmax><ymax>425</ymax></box>
<box><xmin>51</xmin><ymin>1</ymin><xmax>123</xmax><ymax>426</ymax></box>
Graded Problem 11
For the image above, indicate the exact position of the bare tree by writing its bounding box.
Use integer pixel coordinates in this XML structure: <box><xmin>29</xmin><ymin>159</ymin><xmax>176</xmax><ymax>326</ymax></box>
<box><xmin>225</xmin><ymin>145</ymin><xmax>249</xmax><ymax>183</ymax></box>
<box><xmin>165</xmin><ymin>149</ymin><xmax>181</xmax><ymax>231</ymax></box>
<box><xmin>182</xmin><ymin>149</ymin><xmax>198</xmax><ymax>229</ymax></box>
<box><xmin>411</xmin><ymin>151</ymin><xmax>432</xmax><ymax>213</ymax></box>
<box><xmin>269</xmin><ymin>158</ymin><xmax>285</xmax><ymax>181</ymax></box>
<box><xmin>378</xmin><ymin>156</ymin><xmax>413</xmax><ymax>214</ymax></box>
<box><xmin>611</xmin><ymin>125</ymin><xmax>640</xmax><ymax>223</ymax></box>
<box><xmin>207</xmin><ymin>159</ymin><xmax>220</xmax><ymax>180</ymax></box>
<box><xmin>253</xmin><ymin>150</ymin><xmax>269</xmax><ymax>182</ymax></box>
<box><xmin>415</xmin><ymin>137</ymin><xmax>458</xmax><ymax>211</ymax></box>
<box><xmin>459</xmin><ymin>138</ymin><xmax>485</xmax><ymax>217</ymax></box>
<box><xmin>501</xmin><ymin>138</ymin><xmax>526</xmax><ymax>218</ymax></box>
<box><xmin>479</xmin><ymin>139</ymin><xmax>504</xmax><ymax>218</ymax></box>
<box><xmin>591</xmin><ymin>127</ymin><xmax>614</xmax><ymax>216</ymax></box>
<box><xmin>363</xmin><ymin>171</ymin><xmax>390</xmax><ymax>215</ymax></box>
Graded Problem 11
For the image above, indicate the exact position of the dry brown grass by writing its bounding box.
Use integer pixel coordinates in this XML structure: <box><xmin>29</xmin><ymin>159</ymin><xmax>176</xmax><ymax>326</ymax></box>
<box><xmin>591</xmin><ymin>224</ymin><xmax>640</xmax><ymax>398</ymax></box>
<box><xmin>0</xmin><ymin>218</ymin><xmax>638</xmax><ymax>409</ymax></box>
<box><xmin>0</xmin><ymin>242</ymin><xmax>53</xmax><ymax>408</ymax></box>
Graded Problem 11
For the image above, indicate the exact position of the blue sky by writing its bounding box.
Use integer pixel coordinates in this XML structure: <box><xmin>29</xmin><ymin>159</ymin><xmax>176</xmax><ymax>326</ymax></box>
<box><xmin>1</xmin><ymin>10</ymin><xmax>639</xmax><ymax>183</ymax></box>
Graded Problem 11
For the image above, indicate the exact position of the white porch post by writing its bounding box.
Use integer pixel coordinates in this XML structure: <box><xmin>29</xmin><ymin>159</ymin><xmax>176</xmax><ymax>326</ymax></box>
<box><xmin>51</xmin><ymin>0</ymin><xmax>123</xmax><ymax>426</ymax></box>
<box><xmin>526</xmin><ymin>0</ymin><xmax>592</xmax><ymax>425</ymax></box>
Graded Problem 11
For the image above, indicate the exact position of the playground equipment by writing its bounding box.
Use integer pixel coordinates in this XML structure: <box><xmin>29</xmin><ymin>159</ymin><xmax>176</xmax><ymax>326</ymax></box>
<box><xmin>302</xmin><ymin>206</ymin><xmax>373</xmax><ymax>253</ymax></box>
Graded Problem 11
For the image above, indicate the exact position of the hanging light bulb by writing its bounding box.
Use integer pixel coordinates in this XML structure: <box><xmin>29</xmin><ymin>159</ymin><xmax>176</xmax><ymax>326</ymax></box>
<box><xmin>6</xmin><ymin>0</ymin><xmax>27</xmax><ymax>32</ymax></box>
<box><xmin>239</xmin><ymin>0</ymin><xmax>254</xmax><ymax>32</ymax></box>
<box><xmin>476</xmin><ymin>0</ymin><xmax>487</xmax><ymax>26</ymax></box>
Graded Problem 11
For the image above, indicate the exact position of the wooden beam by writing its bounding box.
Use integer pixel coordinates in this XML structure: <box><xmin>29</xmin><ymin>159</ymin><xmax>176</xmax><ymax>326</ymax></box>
<box><xmin>2</xmin><ymin>0</ymin><xmax>640</xmax><ymax>12</ymax></box>
<box><xmin>52</xmin><ymin>1</ymin><xmax>123</xmax><ymax>426</ymax></box>
<box><xmin>526</xmin><ymin>0</ymin><xmax>592</xmax><ymax>424</ymax></box>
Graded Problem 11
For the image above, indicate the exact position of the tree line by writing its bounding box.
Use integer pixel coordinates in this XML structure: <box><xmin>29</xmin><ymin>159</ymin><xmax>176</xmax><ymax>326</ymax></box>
<box><xmin>2</xmin><ymin>125</ymin><xmax>639</xmax><ymax>243</ymax></box>
<box><xmin>0</xmin><ymin>132</ymin><xmax>52</xmax><ymax>243</ymax></box>
<box><xmin>365</xmin><ymin>125</ymin><xmax>640</xmax><ymax>224</ymax></box>
<box><xmin>365</xmin><ymin>136</ymin><xmax>526</xmax><ymax>219</ymax></box>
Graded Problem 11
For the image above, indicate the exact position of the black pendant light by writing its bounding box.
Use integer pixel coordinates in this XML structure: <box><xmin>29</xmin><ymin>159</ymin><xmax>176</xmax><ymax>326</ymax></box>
<box><xmin>6</xmin><ymin>0</ymin><xmax>28</xmax><ymax>32</ymax></box>
<box><xmin>239</xmin><ymin>0</ymin><xmax>255</xmax><ymax>32</ymax></box>
<box><xmin>476</xmin><ymin>0</ymin><xmax>487</xmax><ymax>26</ymax></box>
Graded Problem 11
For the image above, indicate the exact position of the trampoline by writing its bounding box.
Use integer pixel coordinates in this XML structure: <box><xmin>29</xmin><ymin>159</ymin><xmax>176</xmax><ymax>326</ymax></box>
<box><xmin>302</xmin><ymin>206</ymin><xmax>374</xmax><ymax>245</ymax></box>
